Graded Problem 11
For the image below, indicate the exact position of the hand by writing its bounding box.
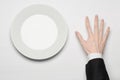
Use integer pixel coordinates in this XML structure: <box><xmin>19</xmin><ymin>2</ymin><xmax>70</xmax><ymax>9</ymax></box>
<box><xmin>75</xmin><ymin>15</ymin><xmax>110</xmax><ymax>54</ymax></box>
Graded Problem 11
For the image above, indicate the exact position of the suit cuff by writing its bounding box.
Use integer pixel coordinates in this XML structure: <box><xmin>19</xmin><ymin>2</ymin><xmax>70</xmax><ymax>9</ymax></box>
<box><xmin>88</xmin><ymin>53</ymin><xmax>102</xmax><ymax>61</ymax></box>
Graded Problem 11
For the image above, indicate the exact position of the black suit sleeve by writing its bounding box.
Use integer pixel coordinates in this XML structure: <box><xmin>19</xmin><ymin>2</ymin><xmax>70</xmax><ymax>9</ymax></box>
<box><xmin>86</xmin><ymin>58</ymin><xmax>109</xmax><ymax>80</ymax></box>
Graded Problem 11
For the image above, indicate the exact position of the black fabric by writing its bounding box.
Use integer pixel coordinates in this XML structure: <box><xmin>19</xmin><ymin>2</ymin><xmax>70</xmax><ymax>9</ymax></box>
<box><xmin>86</xmin><ymin>58</ymin><xmax>109</xmax><ymax>80</ymax></box>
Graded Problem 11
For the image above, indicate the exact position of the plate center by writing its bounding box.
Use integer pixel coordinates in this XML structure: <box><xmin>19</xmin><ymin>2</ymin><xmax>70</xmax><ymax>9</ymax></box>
<box><xmin>21</xmin><ymin>14</ymin><xmax>58</xmax><ymax>50</ymax></box>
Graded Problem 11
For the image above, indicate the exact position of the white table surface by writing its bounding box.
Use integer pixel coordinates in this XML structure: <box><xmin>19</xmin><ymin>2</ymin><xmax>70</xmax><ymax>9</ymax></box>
<box><xmin>0</xmin><ymin>0</ymin><xmax>119</xmax><ymax>80</ymax></box>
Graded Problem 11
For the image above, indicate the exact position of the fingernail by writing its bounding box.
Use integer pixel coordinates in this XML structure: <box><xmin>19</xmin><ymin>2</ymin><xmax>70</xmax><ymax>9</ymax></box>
<box><xmin>75</xmin><ymin>31</ymin><xmax>78</xmax><ymax>34</ymax></box>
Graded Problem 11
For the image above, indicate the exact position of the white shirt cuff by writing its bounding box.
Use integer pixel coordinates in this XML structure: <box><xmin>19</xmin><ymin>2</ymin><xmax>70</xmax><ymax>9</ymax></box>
<box><xmin>88</xmin><ymin>53</ymin><xmax>102</xmax><ymax>61</ymax></box>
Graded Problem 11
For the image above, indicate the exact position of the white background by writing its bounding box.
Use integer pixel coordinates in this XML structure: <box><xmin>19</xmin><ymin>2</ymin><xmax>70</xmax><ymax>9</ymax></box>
<box><xmin>0</xmin><ymin>0</ymin><xmax>120</xmax><ymax>80</ymax></box>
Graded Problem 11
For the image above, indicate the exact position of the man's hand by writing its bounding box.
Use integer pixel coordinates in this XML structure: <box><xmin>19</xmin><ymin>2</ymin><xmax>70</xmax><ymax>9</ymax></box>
<box><xmin>75</xmin><ymin>15</ymin><xmax>110</xmax><ymax>54</ymax></box>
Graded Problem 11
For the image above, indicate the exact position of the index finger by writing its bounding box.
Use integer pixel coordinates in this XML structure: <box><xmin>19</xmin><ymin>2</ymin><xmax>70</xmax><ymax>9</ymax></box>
<box><xmin>85</xmin><ymin>16</ymin><xmax>93</xmax><ymax>37</ymax></box>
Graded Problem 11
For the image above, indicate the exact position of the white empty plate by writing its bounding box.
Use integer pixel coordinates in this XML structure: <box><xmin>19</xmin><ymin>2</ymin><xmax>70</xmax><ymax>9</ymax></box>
<box><xmin>10</xmin><ymin>4</ymin><xmax>68</xmax><ymax>60</ymax></box>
